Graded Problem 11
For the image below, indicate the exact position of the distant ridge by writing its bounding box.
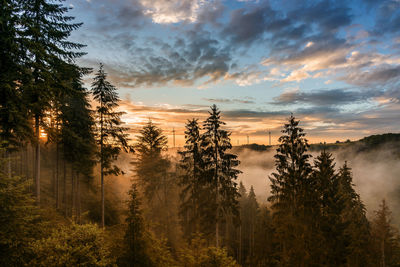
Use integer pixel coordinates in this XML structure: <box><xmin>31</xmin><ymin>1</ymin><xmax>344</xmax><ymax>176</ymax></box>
<box><xmin>232</xmin><ymin>133</ymin><xmax>400</xmax><ymax>153</ymax></box>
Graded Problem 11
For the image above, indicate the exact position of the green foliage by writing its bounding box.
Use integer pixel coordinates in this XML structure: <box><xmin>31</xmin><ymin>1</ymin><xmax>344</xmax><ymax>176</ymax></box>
<box><xmin>29</xmin><ymin>223</ymin><xmax>115</xmax><ymax>266</ymax></box>
<box><xmin>268</xmin><ymin>114</ymin><xmax>315</xmax><ymax>265</ymax></box>
<box><xmin>132</xmin><ymin>120</ymin><xmax>180</xmax><ymax>244</ymax></box>
<box><xmin>179</xmin><ymin>119</ymin><xmax>208</xmax><ymax>238</ymax></box>
<box><xmin>0</xmin><ymin>0</ymin><xmax>31</xmax><ymax>149</ymax></box>
<box><xmin>119</xmin><ymin>184</ymin><xmax>152</xmax><ymax>266</ymax></box>
<box><xmin>201</xmin><ymin>105</ymin><xmax>241</xmax><ymax>242</ymax></box>
<box><xmin>92</xmin><ymin>63</ymin><xmax>132</xmax><ymax>177</ymax></box>
<box><xmin>371</xmin><ymin>199</ymin><xmax>400</xmax><ymax>267</ymax></box>
<box><xmin>0</xmin><ymin>156</ymin><xmax>42</xmax><ymax>266</ymax></box>
<box><xmin>178</xmin><ymin>235</ymin><xmax>239</xmax><ymax>267</ymax></box>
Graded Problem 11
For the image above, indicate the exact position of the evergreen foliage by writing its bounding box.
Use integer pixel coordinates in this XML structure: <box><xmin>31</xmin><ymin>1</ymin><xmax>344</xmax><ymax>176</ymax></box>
<box><xmin>132</xmin><ymin>120</ymin><xmax>179</xmax><ymax>245</ymax></box>
<box><xmin>268</xmin><ymin>114</ymin><xmax>316</xmax><ymax>265</ymax></box>
<box><xmin>179</xmin><ymin>119</ymin><xmax>207</xmax><ymax>238</ymax></box>
<box><xmin>17</xmin><ymin>0</ymin><xmax>85</xmax><ymax>204</ymax></box>
<box><xmin>0</xmin><ymin>154</ymin><xmax>42</xmax><ymax>266</ymax></box>
<box><xmin>201</xmin><ymin>104</ymin><xmax>240</xmax><ymax>246</ymax></box>
<box><xmin>29</xmin><ymin>223</ymin><xmax>115</xmax><ymax>266</ymax></box>
<box><xmin>91</xmin><ymin>63</ymin><xmax>132</xmax><ymax>228</ymax></box>
<box><xmin>119</xmin><ymin>184</ymin><xmax>152</xmax><ymax>266</ymax></box>
<box><xmin>371</xmin><ymin>199</ymin><xmax>400</xmax><ymax>267</ymax></box>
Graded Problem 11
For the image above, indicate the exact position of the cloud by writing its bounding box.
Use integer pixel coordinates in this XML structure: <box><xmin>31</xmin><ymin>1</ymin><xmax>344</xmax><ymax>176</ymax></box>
<box><xmin>203</xmin><ymin>98</ymin><xmax>255</xmax><ymax>104</ymax></box>
<box><xmin>272</xmin><ymin>88</ymin><xmax>384</xmax><ymax>106</ymax></box>
<box><xmin>282</xmin><ymin>69</ymin><xmax>310</xmax><ymax>82</ymax></box>
<box><xmin>139</xmin><ymin>0</ymin><xmax>209</xmax><ymax>24</ymax></box>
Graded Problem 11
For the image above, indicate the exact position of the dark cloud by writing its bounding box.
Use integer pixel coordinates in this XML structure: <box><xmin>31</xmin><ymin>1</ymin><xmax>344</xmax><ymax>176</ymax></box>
<box><xmin>272</xmin><ymin>88</ymin><xmax>383</xmax><ymax>106</ymax></box>
<box><xmin>203</xmin><ymin>98</ymin><xmax>255</xmax><ymax>104</ymax></box>
<box><xmin>372</xmin><ymin>0</ymin><xmax>400</xmax><ymax>35</ymax></box>
<box><xmin>343</xmin><ymin>66</ymin><xmax>400</xmax><ymax>86</ymax></box>
<box><xmin>222</xmin><ymin>4</ymin><xmax>275</xmax><ymax>45</ymax></box>
<box><xmin>90</xmin><ymin>29</ymin><xmax>234</xmax><ymax>87</ymax></box>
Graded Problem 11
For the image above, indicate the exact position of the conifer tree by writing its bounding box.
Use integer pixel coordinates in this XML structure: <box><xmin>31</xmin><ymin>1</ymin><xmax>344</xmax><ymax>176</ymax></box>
<box><xmin>201</xmin><ymin>105</ymin><xmax>240</xmax><ymax>247</ymax></box>
<box><xmin>59</xmin><ymin>63</ymin><xmax>96</xmax><ymax>220</ymax></box>
<box><xmin>0</xmin><ymin>0</ymin><xmax>31</xmax><ymax>176</ymax></box>
<box><xmin>268</xmin><ymin>114</ymin><xmax>315</xmax><ymax>266</ymax></box>
<box><xmin>371</xmin><ymin>199</ymin><xmax>400</xmax><ymax>267</ymax></box>
<box><xmin>119</xmin><ymin>184</ymin><xmax>152</xmax><ymax>267</ymax></box>
<box><xmin>132</xmin><ymin>120</ymin><xmax>177</xmax><ymax>242</ymax></box>
<box><xmin>179</xmin><ymin>119</ymin><xmax>206</xmax><ymax>238</ymax></box>
<box><xmin>338</xmin><ymin>162</ymin><xmax>371</xmax><ymax>266</ymax></box>
<box><xmin>17</xmin><ymin>0</ymin><xmax>85</xmax><ymax>204</ymax></box>
<box><xmin>254</xmin><ymin>205</ymin><xmax>275</xmax><ymax>266</ymax></box>
<box><xmin>312</xmin><ymin>149</ymin><xmax>346</xmax><ymax>266</ymax></box>
<box><xmin>91</xmin><ymin>63</ymin><xmax>132</xmax><ymax>228</ymax></box>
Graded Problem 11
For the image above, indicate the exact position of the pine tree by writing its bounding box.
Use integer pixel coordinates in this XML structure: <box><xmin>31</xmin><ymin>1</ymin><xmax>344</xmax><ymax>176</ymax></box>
<box><xmin>91</xmin><ymin>63</ymin><xmax>132</xmax><ymax>228</ymax></box>
<box><xmin>132</xmin><ymin>120</ymin><xmax>177</xmax><ymax>242</ymax></box>
<box><xmin>254</xmin><ymin>205</ymin><xmax>275</xmax><ymax>266</ymax></box>
<box><xmin>179</xmin><ymin>119</ymin><xmax>206</xmax><ymax>239</ymax></box>
<box><xmin>0</xmin><ymin>0</ymin><xmax>31</xmax><ymax>177</ymax></box>
<box><xmin>338</xmin><ymin>162</ymin><xmax>371</xmax><ymax>266</ymax></box>
<box><xmin>371</xmin><ymin>199</ymin><xmax>400</xmax><ymax>267</ymax></box>
<box><xmin>201</xmin><ymin>105</ymin><xmax>241</xmax><ymax>247</ymax></box>
<box><xmin>268</xmin><ymin>114</ymin><xmax>315</xmax><ymax>266</ymax></box>
<box><xmin>312</xmin><ymin>149</ymin><xmax>346</xmax><ymax>266</ymax></box>
<box><xmin>119</xmin><ymin>184</ymin><xmax>152</xmax><ymax>267</ymax></box>
<box><xmin>237</xmin><ymin>183</ymin><xmax>259</xmax><ymax>266</ymax></box>
<box><xmin>17</xmin><ymin>0</ymin><xmax>85</xmax><ymax>205</ymax></box>
<box><xmin>237</xmin><ymin>182</ymin><xmax>247</xmax><ymax>264</ymax></box>
<box><xmin>58</xmin><ymin>63</ymin><xmax>96</xmax><ymax>221</ymax></box>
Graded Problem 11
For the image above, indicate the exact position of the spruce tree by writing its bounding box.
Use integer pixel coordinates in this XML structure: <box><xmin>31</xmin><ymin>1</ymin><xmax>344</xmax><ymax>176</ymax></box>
<box><xmin>119</xmin><ymin>184</ymin><xmax>152</xmax><ymax>267</ymax></box>
<box><xmin>312</xmin><ymin>150</ymin><xmax>346</xmax><ymax>266</ymax></box>
<box><xmin>201</xmin><ymin>104</ymin><xmax>240</xmax><ymax>247</ymax></box>
<box><xmin>268</xmin><ymin>114</ymin><xmax>315</xmax><ymax>266</ymax></box>
<box><xmin>132</xmin><ymin>120</ymin><xmax>177</xmax><ymax>242</ymax></box>
<box><xmin>371</xmin><ymin>199</ymin><xmax>400</xmax><ymax>267</ymax></box>
<box><xmin>0</xmin><ymin>0</ymin><xmax>31</xmax><ymax>177</ymax></box>
<box><xmin>58</xmin><ymin>63</ymin><xmax>96</xmax><ymax>220</ymax></box>
<box><xmin>179</xmin><ymin>119</ymin><xmax>206</xmax><ymax>239</ymax></box>
<box><xmin>91</xmin><ymin>63</ymin><xmax>132</xmax><ymax>228</ymax></box>
<box><xmin>338</xmin><ymin>162</ymin><xmax>371</xmax><ymax>266</ymax></box>
<box><xmin>17</xmin><ymin>0</ymin><xmax>85</xmax><ymax>204</ymax></box>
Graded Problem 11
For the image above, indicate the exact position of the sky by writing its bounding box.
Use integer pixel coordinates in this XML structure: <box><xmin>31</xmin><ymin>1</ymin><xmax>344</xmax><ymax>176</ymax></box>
<box><xmin>65</xmin><ymin>0</ymin><xmax>400</xmax><ymax>146</ymax></box>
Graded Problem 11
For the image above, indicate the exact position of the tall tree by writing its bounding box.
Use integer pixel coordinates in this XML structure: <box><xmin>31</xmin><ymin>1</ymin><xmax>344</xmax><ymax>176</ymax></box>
<box><xmin>132</xmin><ymin>120</ymin><xmax>178</xmax><ymax>244</ymax></box>
<box><xmin>268</xmin><ymin>114</ymin><xmax>316</xmax><ymax>266</ymax></box>
<box><xmin>201</xmin><ymin>104</ymin><xmax>240</xmax><ymax>247</ymax></box>
<box><xmin>312</xmin><ymin>149</ymin><xmax>346</xmax><ymax>266</ymax></box>
<box><xmin>58</xmin><ymin>63</ymin><xmax>96</xmax><ymax>220</ymax></box>
<box><xmin>338</xmin><ymin>162</ymin><xmax>371</xmax><ymax>266</ymax></box>
<box><xmin>0</xmin><ymin>0</ymin><xmax>31</xmax><ymax>177</ymax></box>
<box><xmin>119</xmin><ymin>184</ymin><xmax>152</xmax><ymax>267</ymax></box>
<box><xmin>91</xmin><ymin>63</ymin><xmax>131</xmax><ymax>228</ymax></box>
<box><xmin>17</xmin><ymin>0</ymin><xmax>85</xmax><ymax>205</ymax></box>
<box><xmin>179</xmin><ymin>119</ymin><xmax>206</xmax><ymax>239</ymax></box>
<box><xmin>371</xmin><ymin>199</ymin><xmax>400</xmax><ymax>267</ymax></box>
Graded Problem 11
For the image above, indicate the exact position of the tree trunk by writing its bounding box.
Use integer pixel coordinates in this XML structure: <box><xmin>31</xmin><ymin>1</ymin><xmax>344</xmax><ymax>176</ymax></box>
<box><xmin>34</xmin><ymin>114</ymin><xmax>40</xmax><ymax>205</ymax></box>
<box><xmin>100</xmin><ymin>109</ymin><xmax>105</xmax><ymax>228</ymax></box>
<box><xmin>71</xmin><ymin>168</ymin><xmax>75</xmax><ymax>220</ymax></box>
<box><xmin>5</xmin><ymin>149</ymin><xmax>11</xmax><ymax>179</ymax></box>
<box><xmin>77</xmin><ymin>172</ymin><xmax>81</xmax><ymax>224</ymax></box>
<box><xmin>56</xmin><ymin>142</ymin><xmax>59</xmax><ymax>209</ymax></box>
<box><xmin>101</xmin><ymin>166</ymin><xmax>104</xmax><ymax>228</ymax></box>
<box><xmin>63</xmin><ymin>158</ymin><xmax>67</xmax><ymax>217</ymax></box>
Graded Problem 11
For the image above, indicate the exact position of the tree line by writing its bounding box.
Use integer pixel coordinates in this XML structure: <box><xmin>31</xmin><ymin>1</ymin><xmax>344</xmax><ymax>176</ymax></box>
<box><xmin>2</xmin><ymin>0</ymin><xmax>400</xmax><ymax>266</ymax></box>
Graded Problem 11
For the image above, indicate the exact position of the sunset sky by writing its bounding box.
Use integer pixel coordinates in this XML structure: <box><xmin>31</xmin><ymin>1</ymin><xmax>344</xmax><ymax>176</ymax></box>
<box><xmin>66</xmin><ymin>0</ymin><xmax>400</xmax><ymax>146</ymax></box>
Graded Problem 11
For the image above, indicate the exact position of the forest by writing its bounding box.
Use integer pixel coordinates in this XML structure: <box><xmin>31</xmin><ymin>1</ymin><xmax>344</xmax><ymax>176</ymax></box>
<box><xmin>2</xmin><ymin>0</ymin><xmax>400</xmax><ymax>266</ymax></box>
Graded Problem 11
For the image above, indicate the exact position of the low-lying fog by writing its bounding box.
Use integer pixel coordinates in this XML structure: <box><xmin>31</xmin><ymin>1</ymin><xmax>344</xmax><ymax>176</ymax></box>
<box><xmin>237</xmin><ymin>144</ymin><xmax>400</xmax><ymax>224</ymax></box>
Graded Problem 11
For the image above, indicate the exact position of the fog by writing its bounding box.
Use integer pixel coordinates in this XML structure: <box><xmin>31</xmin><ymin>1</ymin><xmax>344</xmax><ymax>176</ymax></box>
<box><xmin>236</xmin><ymin>144</ymin><xmax>400</xmax><ymax>224</ymax></box>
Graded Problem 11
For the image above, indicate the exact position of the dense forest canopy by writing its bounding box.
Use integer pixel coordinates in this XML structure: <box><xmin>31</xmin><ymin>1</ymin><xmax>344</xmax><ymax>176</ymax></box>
<box><xmin>1</xmin><ymin>0</ymin><xmax>400</xmax><ymax>266</ymax></box>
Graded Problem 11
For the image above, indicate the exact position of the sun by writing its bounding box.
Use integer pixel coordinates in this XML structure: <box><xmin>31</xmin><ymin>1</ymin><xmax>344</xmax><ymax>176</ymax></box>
<box><xmin>39</xmin><ymin>128</ymin><xmax>47</xmax><ymax>139</ymax></box>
